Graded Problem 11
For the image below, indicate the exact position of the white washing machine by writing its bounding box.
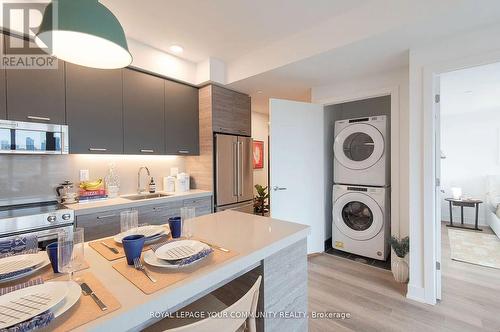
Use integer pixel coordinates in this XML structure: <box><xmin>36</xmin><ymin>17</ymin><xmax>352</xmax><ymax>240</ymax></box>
<box><xmin>332</xmin><ymin>184</ymin><xmax>390</xmax><ymax>260</ymax></box>
<box><xmin>334</xmin><ymin>115</ymin><xmax>389</xmax><ymax>186</ymax></box>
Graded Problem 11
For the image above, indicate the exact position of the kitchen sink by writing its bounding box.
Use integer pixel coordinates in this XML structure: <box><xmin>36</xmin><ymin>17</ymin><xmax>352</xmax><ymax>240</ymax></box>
<box><xmin>122</xmin><ymin>193</ymin><xmax>170</xmax><ymax>201</ymax></box>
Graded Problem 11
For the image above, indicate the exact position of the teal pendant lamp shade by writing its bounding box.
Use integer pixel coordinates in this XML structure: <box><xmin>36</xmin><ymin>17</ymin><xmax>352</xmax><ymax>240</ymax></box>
<box><xmin>36</xmin><ymin>0</ymin><xmax>132</xmax><ymax>69</ymax></box>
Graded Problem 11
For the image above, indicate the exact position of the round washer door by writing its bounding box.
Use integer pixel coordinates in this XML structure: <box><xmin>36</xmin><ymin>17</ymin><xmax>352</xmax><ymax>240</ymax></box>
<box><xmin>334</xmin><ymin>192</ymin><xmax>383</xmax><ymax>241</ymax></box>
<box><xmin>334</xmin><ymin>123</ymin><xmax>384</xmax><ymax>170</ymax></box>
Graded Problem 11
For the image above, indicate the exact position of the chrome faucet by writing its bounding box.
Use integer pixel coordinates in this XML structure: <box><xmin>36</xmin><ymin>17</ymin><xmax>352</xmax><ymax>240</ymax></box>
<box><xmin>137</xmin><ymin>166</ymin><xmax>151</xmax><ymax>194</ymax></box>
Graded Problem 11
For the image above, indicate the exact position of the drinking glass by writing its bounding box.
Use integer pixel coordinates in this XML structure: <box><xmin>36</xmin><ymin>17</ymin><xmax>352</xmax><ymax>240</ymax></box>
<box><xmin>180</xmin><ymin>207</ymin><xmax>196</xmax><ymax>239</ymax></box>
<box><xmin>120</xmin><ymin>209</ymin><xmax>138</xmax><ymax>233</ymax></box>
<box><xmin>58</xmin><ymin>228</ymin><xmax>85</xmax><ymax>280</ymax></box>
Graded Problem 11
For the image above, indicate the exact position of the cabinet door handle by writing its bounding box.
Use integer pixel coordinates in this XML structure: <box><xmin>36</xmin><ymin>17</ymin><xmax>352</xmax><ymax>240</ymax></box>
<box><xmin>96</xmin><ymin>214</ymin><xmax>116</xmax><ymax>220</ymax></box>
<box><xmin>140</xmin><ymin>149</ymin><xmax>154</xmax><ymax>153</ymax></box>
<box><xmin>273</xmin><ymin>186</ymin><xmax>287</xmax><ymax>191</ymax></box>
<box><xmin>153</xmin><ymin>207</ymin><xmax>164</xmax><ymax>211</ymax></box>
<box><xmin>89</xmin><ymin>148</ymin><xmax>107</xmax><ymax>152</ymax></box>
<box><xmin>178</xmin><ymin>150</ymin><xmax>190</xmax><ymax>154</ymax></box>
<box><xmin>27</xmin><ymin>116</ymin><xmax>50</xmax><ymax>121</ymax></box>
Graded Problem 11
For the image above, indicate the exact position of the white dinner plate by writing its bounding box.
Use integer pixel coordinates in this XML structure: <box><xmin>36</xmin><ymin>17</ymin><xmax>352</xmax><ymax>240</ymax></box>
<box><xmin>0</xmin><ymin>252</ymin><xmax>50</xmax><ymax>282</ymax></box>
<box><xmin>49</xmin><ymin>281</ymin><xmax>82</xmax><ymax>318</ymax></box>
<box><xmin>154</xmin><ymin>240</ymin><xmax>209</xmax><ymax>261</ymax></box>
<box><xmin>113</xmin><ymin>225</ymin><xmax>168</xmax><ymax>244</ymax></box>
<box><xmin>144</xmin><ymin>249</ymin><xmax>209</xmax><ymax>269</ymax></box>
<box><xmin>0</xmin><ymin>282</ymin><xmax>68</xmax><ymax>329</ymax></box>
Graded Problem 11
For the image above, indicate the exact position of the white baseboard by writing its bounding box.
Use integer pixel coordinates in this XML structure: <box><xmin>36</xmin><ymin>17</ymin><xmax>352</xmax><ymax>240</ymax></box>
<box><xmin>406</xmin><ymin>284</ymin><xmax>428</xmax><ymax>304</ymax></box>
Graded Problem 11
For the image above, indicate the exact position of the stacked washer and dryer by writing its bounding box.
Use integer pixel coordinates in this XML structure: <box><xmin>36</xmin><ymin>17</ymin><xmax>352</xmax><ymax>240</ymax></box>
<box><xmin>332</xmin><ymin>115</ymin><xmax>390</xmax><ymax>261</ymax></box>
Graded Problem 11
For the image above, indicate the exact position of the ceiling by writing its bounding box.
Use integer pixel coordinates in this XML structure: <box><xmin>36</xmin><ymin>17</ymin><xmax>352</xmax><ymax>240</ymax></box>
<box><xmin>102</xmin><ymin>0</ymin><xmax>367</xmax><ymax>63</ymax></box>
<box><xmin>100</xmin><ymin>1</ymin><xmax>500</xmax><ymax>114</ymax></box>
<box><xmin>441</xmin><ymin>61</ymin><xmax>500</xmax><ymax>116</ymax></box>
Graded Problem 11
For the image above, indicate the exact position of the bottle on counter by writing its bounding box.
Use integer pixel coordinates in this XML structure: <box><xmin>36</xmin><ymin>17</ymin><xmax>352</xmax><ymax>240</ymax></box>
<box><xmin>148</xmin><ymin>177</ymin><xmax>156</xmax><ymax>193</ymax></box>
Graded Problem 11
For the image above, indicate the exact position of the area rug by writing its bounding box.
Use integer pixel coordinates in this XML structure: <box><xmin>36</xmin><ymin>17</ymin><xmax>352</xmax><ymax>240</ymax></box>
<box><xmin>448</xmin><ymin>228</ymin><xmax>500</xmax><ymax>269</ymax></box>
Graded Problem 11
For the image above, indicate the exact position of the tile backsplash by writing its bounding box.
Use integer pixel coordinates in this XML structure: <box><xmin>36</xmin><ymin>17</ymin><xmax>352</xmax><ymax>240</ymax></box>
<box><xmin>0</xmin><ymin>154</ymin><xmax>185</xmax><ymax>206</ymax></box>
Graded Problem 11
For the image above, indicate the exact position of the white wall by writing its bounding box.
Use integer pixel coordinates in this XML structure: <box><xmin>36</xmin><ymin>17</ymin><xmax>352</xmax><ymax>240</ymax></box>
<box><xmin>128</xmin><ymin>39</ymin><xmax>197</xmax><ymax>84</ymax></box>
<box><xmin>440</xmin><ymin>110</ymin><xmax>500</xmax><ymax>226</ymax></box>
<box><xmin>408</xmin><ymin>22</ymin><xmax>500</xmax><ymax>304</ymax></box>
<box><xmin>251</xmin><ymin>112</ymin><xmax>269</xmax><ymax>191</ymax></box>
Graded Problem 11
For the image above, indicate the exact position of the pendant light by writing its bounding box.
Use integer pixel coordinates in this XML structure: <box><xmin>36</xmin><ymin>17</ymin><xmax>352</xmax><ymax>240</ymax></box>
<box><xmin>36</xmin><ymin>0</ymin><xmax>132</xmax><ymax>69</ymax></box>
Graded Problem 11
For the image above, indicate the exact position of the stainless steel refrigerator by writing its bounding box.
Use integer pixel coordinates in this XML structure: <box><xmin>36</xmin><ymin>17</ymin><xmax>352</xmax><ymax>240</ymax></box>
<box><xmin>214</xmin><ymin>134</ymin><xmax>254</xmax><ymax>213</ymax></box>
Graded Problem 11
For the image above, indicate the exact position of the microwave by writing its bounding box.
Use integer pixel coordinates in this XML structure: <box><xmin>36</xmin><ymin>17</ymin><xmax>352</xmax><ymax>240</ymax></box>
<box><xmin>0</xmin><ymin>120</ymin><xmax>68</xmax><ymax>154</ymax></box>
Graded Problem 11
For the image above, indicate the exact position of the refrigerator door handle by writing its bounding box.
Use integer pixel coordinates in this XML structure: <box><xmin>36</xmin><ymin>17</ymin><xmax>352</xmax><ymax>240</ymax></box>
<box><xmin>232</xmin><ymin>141</ymin><xmax>238</xmax><ymax>197</ymax></box>
<box><xmin>238</xmin><ymin>141</ymin><xmax>243</xmax><ymax>197</ymax></box>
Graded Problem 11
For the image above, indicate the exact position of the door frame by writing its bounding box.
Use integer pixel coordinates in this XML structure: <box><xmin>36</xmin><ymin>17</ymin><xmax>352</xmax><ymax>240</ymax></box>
<box><xmin>316</xmin><ymin>85</ymin><xmax>401</xmax><ymax>261</ymax></box>
<box><xmin>421</xmin><ymin>50</ymin><xmax>500</xmax><ymax>304</ymax></box>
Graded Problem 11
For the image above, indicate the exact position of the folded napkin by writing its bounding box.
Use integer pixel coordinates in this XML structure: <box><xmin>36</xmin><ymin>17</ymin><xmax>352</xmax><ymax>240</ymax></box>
<box><xmin>0</xmin><ymin>277</ymin><xmax>55</xmax><ymax>332</ymax></box>
<box><xmin>0</xmin><ymin>235</ymin><xmax>38</xmax><ymax>257</ymax></box>
<box><xmin>177</xmin><ymin>247</ymin><xmax>213</xmax><ymax>267</ymax></box>
<box><xmin>150</xmin><ymin>239</ymin><xmax>214</xmax><ymax>266</ymax></box>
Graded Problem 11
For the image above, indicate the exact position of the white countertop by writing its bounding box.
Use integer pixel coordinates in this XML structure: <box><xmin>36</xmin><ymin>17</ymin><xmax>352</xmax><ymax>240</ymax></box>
<box><xmin>74</xmin><ymin>211</ymin><xmax>309</xmax><ymax>332</ymax></box>
<box><xmin>66</xmin><ymin>190</ymin><xmax>212</xmax><ymax>216</ymax></box>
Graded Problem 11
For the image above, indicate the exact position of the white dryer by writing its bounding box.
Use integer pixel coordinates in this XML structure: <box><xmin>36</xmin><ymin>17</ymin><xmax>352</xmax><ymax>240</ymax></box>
<box><xmin>334</xmin><ymin>115</ymin><xmax>389</xmax><ymax>186</ymax></box>
<box><xmin>332</xmin><ymin>184</ymin><xmax>390</xmax><ymax>260</ymax></box>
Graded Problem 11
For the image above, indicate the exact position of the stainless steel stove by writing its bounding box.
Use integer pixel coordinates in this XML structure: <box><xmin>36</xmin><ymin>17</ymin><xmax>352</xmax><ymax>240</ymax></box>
<box><xmin>0</xmin><ymin>201</ymin><xmax>74</xmax><ymax>247</ymax></box>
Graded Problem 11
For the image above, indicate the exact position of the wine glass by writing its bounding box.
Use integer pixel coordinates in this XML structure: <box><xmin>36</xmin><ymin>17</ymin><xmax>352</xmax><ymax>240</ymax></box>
<box><xmin>180</xmin><ymin>207</ymin><xmax>196</xmax><ymax>239</ymax></box>
<box><xmin>58</xmin><ymin>228</ymin><xmax>85</xmax><ymax>280</ymax></box>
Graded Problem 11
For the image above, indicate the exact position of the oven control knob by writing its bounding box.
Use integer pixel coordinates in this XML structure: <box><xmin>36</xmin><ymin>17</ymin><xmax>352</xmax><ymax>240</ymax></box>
<box><xmin>47</xmin><ymin>215</ymin><xmax>57</xmax><ymax>223</ymax></box>
<box><xmin>62</xmin><ymin>214</ymin><xmax>71</xmax><ymax>221</ymax></box>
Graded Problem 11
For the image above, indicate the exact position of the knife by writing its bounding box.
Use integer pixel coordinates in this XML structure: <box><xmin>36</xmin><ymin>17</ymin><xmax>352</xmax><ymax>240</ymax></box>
<box><xmin>200</xmin><ymin>240</ymin><xmax>230</xmax><ymax>253</ymax></box>
<box><xmin>81</xmin><ymin>282</ymin><xmax>107</xmax><ymax>311</ymax></box>
<box><xmin>100</xmin><ymin>242</ymin><xmax>119</xmax><ymax>254</ymax></box>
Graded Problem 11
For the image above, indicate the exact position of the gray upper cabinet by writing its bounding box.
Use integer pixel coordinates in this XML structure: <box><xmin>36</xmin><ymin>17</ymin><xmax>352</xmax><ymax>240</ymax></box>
<box><xmin>4</xmin><ymin>35</ymin><xmax>65</xmax><ymax>124</ymax></box>
<box><xmin>212</xmin><ymin>85</ymin><xmax>251</xmax><ymax>136</ymax></box>
<box><xmin>66</xmin><ymin>63</ymin><xmax>124</xmax><ymax>154</ymax></box>
<box><xmin>165</xmin><ymin>80</ymin><xmax>199</xmax><ymax>155</ymax></box>
<box><xmin>123</xmin><ymin>69</ymin><xmax>165</xmax><ymax>155</ymax></box>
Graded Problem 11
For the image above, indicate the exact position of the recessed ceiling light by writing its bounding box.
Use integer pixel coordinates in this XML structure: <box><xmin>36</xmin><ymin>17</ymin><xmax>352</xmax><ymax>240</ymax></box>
<box><xmin>257</xmin><ymin>90</ymin><xmax>263</xmax><ymax>94</ymax></box>
<box><xmin>464</xmin><ymin>90</ymin><xmax>473</xmax><ymax>94</ymax></box>
<box><xmin>169</xmin><ymin>45</ymin><xmax>184</xmax><ymax>54</ymax></box>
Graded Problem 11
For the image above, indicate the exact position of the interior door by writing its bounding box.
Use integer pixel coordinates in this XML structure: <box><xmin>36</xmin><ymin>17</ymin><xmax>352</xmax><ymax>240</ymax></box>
<box><xmin>270</xmin><ymin>99</ymin><xmax>325</xmax><ymax>254</ymax></box>
<box><xmin>215</xmin><ymin>134</ymin><xmax>238</xmax><ymax>206</ymax></box>
<box><xmin>435</xmin><ymin>76</ymin><xmax>442</xmax><ymax>300</ymax></box>
<box><xmin>238</xmin><ymin>136</ymin><xmax>254</xmax><ymax>202</ymax></box>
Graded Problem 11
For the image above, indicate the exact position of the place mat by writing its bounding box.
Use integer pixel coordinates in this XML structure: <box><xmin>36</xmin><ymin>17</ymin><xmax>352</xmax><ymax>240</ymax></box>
<box><xmin>113</xmin><ymin>247</ymin><xmax>238</xmax><ymax>295</ymax></box>
<box><xmin>38</xmin><ymin>272</ymin><xmax>121</xmax><ymax>332</ymax></box>
<box><xmin>89</xmin><ymin>235</ymin><xmax>170</xmax><ymax>261</ymax></box>
<box><xmin>0</xmin><ymin>259</ymin><xmax>90</xmax><ymax>287</ymax></box>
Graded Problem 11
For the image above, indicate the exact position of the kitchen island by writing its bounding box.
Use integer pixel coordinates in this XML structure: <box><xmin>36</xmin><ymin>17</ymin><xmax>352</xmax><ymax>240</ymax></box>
<box><xmin>74</xmin><ymin>210</ymin><xmax>309</xmax><ymax>332</ymax></box>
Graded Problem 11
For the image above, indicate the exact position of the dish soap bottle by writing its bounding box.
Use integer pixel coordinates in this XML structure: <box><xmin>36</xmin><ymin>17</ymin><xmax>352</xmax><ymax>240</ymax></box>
<box><xmin>148</xmin><ymin>177</ymin><xmax>156</xmax><ymax>193</ymax></box>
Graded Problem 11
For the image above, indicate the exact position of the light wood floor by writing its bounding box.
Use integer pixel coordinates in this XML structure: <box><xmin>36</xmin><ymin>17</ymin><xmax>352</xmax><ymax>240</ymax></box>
<box><xmin>308</xmin><ymin>223</ymin><xmax>500</xmax><ymax>332</ymax></box>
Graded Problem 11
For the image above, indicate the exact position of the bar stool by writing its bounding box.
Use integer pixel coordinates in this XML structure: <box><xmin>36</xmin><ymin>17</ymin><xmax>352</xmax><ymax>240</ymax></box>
<box><xmin>145</xmin><ymin>276</ymin><xmax>262</xmax><ymax>332</ymax></box>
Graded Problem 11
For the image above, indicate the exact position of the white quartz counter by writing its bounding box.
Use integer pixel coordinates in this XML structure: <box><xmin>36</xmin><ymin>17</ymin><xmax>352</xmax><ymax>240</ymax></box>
<box><xmin>74</xmin><ymin>211</ymin><xmax>309</xmax><ymax>332</ymax></box>
<box><xmin>66</xmin><ymin>190</ymin><xmax>212</xmax><ymax>216</ymax></box>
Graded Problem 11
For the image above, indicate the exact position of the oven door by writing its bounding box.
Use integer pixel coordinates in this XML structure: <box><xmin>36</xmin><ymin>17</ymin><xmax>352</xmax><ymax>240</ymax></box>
<box><xmin>0</xmin><ymin>225</ymin><xmax>74</xmax><ymax>250</ymax></box>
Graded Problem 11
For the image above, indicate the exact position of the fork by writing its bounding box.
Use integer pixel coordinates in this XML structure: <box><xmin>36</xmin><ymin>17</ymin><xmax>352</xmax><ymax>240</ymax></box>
<box><xmin>133</xmin><ymin>257</ymin><xmax>157</xmax><ymax>283</ymax></box>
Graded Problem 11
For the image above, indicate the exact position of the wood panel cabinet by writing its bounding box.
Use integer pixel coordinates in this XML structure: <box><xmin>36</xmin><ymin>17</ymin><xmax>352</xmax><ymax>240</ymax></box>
<box><xmin>123</xmin><ymin>69</ymin><xmax>165</xmax><ymax>155</ymax></box>
<box><xmin>76</xmin><ymin>210</ymin><xmax>123</xmax><ymax>242</ymax></box>
<box><xmin>211</xmin><ymin>85</ymin><xmax>251</xmax><ymax>136</ymax></box>
<box><xmin>137</xmin><ymin>201</ymin><xmax>183</xmax><ymax>225</ymax></box>
<box><xmin>4</xmin><ymin>35</ymin><xmax>66</xmax><ymax>124</ymax></box>
<box><xmin>165</xmin><ymin>80</ymin><xmax>199</xmax><ymax>155</ymax></box>
<box><xmin>76</xmin><ymin>197</ymin><xmax>212</xmax><ymax>241</ymax></box>
<box><xmin>66</xmin><ymin>63</ymin><xmax>124</xmax><ymax>154</ymax></box>
<box><xmin>183</xmin><ymin>197</ymin><xmax>213</xmax><ymax>216</ymax></box>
